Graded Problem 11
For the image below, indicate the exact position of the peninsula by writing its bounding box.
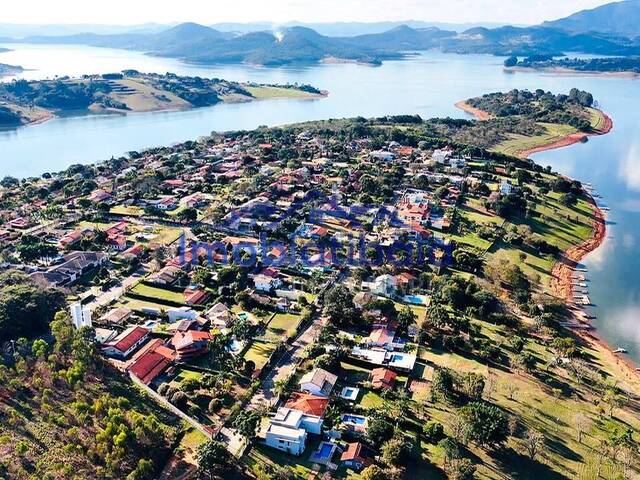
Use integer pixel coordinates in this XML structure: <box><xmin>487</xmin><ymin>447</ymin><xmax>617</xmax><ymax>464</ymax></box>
<box><xmin>1</xmin><ymin>88</ymin><xmax>638</xmax><ymax>480</ymax></box>
<box><xmin>505</xmin><ymin>55</ymin><xmax>640</xmax><ymax>76</ymax></box>
<box><xmin>0</xmin><ymin>71</ymin><xmax>325</xmax><ymax>127</ymax></box>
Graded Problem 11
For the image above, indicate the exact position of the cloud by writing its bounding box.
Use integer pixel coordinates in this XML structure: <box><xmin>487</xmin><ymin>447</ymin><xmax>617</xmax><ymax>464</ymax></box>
<box><xmin>618</xmin><ymin>139</ymin><xmax>640</xmax><ymax>192</ymax></box>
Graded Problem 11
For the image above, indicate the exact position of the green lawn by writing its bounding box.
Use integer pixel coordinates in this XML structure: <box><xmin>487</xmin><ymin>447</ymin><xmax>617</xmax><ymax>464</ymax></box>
<box><xmin>130</xmin><ymin>283</ymin><xmax>186</xmax><ymax>304</ymax></box>
<box><xmin>109</xmin><ymin>205</ymin><xmax>144</xmax><ymax>217</ymax></box>
<box><xmin>264</xmin><ymin>313</ymin><xmax>303</xmax><ymax>341</ymax></box>
<box><xmin>243</xmin><ymin>340</ymin><xmax>277</xmax><ymax>371</ymax></box>
<box><xmin>244</xmin><ymin>85</ymin><xmax>318</xmax><ymax>99</ymax></box>
<box><xmin>491</xmin><ymin>122</ymin><xmax>578</xmax><ymax>157</ymax></box>
<box><xmin>359</xmin><ymin>390</ymin><xmax>384</xmax><ymax>409</ymax></box>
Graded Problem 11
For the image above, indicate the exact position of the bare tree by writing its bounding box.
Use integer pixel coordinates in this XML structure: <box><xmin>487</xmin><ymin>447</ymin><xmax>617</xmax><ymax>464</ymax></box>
<box><xmin>574</xmin><ymin>412</ymin><xmax>590</xmax><ymax>444</ymax></box>
<box><xmin>523</xmin><ymin>429</ymin><xmax>545</xmax><ymax>461</ymax></box>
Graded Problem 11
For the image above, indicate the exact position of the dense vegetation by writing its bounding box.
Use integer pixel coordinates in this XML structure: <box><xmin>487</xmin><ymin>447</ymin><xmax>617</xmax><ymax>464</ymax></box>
<box><xmin>514</xmin><ymin>55</ymin><xmax>640</xmax><ymax>74</ymax></box>
<box><xmin>0</xmin><ymin>271</ymin><xmax>66</xmax><ymax>342</ymax></box>
<box><xmin>0</xmin><ymin>311</ymin><xmax>179</xmax><ymax>479</ymax></box>
<box><xmin>466</xmin><ymin>89</ymin><xmax>595</xmax><ymax>131</ymax></box>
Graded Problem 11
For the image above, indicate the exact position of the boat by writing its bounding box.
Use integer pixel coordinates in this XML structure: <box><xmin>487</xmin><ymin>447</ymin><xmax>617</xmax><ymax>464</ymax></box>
<box><xmin>613</xmin><ymin>348</ymin><xmax>628</xmax><ymax>354</ymax></box>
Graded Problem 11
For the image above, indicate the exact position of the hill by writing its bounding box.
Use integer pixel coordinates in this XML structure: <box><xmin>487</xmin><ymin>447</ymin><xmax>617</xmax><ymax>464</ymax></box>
<box><xmin>542</xmin><ymin>0</ymin><xmax>640</xmax><ymax>38</ymax></box>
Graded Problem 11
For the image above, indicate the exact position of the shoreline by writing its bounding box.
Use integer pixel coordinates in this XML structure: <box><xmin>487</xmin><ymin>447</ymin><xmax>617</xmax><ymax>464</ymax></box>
<box><xmin>456</xmin><ymin>99</ymin><xmax>638</xmax><ymax>375</ymax></box>
<box><xmin>455</xmin><ymin>101</ymin><xmax>493</xmax><ymax>120</ymax></box>
<box><xmin>504</xmin><ymin>65</ymin><xmax>640</xmax><ymax>78</ymax></box>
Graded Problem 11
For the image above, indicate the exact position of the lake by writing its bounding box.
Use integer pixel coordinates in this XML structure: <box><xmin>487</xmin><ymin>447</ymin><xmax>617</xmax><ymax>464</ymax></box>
<box><xmin>1</xmin><ymin>43</ymin><xmax>639</xmax><ymax>362</ymax></box>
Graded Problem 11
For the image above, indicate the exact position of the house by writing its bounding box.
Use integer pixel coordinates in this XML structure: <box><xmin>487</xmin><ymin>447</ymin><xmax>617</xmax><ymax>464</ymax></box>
<box><xmin>370</xmin><ymin>274</ymin><xmax>397</xmax><ymax>297</ymax></box>
<box><xmin>183</xmin><ymin>288</ymin><xmax>210</xmax><ymax>306</ymax></box>
<box><xmin>101</xmin><ymin>326</ymin><xmax>150</xmax><ymax>360</ymax></box>
<box><xmin>284</xmin><ymin>392</ymin><xmax>329</xmax><ymax>434</ymax></box>
<box><xmin>206</xmin><ymin>302</ymin><xmax>232</xmax><ymax>328</ymax></box>
<box><xmin>154</xmin><ymin>197</ymin><xmax>178</xmax><ymax>211</ymax></box>
<box><xmin>500</xmin><ymin>180</ymin><xmax>514</xmax><ymax>195</ymax></box>
<box><xmin>98</xmin><ymin>307</ymin><xmax>133</xmax><ymax>325</ymax></box>
<box><xmin>128</xmin><ymin>339</ymin><xmax>175</xmax><ymax>385</ymax></box>
<box><xmin>30</xmin><ymin>251</ymin><xmax>107</xmax><ymax>288</ymax></box>
<box><xmin>170</xmin><ymin>330</ymin><xmax>213</xmax><ymax>359</ymax></box>
<box><xmin>363</xmin><ymin>328</ymin><xmax>396</xmax><ymax>350</ymax></box>
<box><xmin>88</xmin><ymin>189</ymin><xmax>113</xmax><ymax>203</ymax></box>
<box><xmin>263</xmin><ymin>421</ymin><xmax>307</xmax><ymax>456</ymax></box>
<box><xmin>59</xmin><ymin>230</ymin><xmax>83</xmax><ymax>248</ymax></box>
<box><xmin>167</xmin><ymin>307</ymin><xmax>198</xmax><ymax>322</ymax></box>
<box><xmin>252</xmin><ymin>269</ymin><xmax>283</xmax><ymax>292</ymax></box>
<box><xmin>340</xmin><ymin>442</ymin><xmax>375</xmax><ymax>471</ymax></box>
<box><xmin>369</xmin><ymin>150</ymin><xmax>395</xmax><ymax>161</ymax></box>
<box><xmin>299</xmin><ymin>368</ymin><xmax>337</xmax><ymax>398</ymax></box>
<box><xmin>353</xmin><ymin>292</ymin><xmax>376</xmax><ymax>309</ymax></box>
<box><xmin>432</xmin><ymin>148</ymin><xmax>452</xmax><ymax>164</ymax></box>
<box><xmin>370</xmin><ymin>368</ymin><xmax>397</xmax><ymax>390</ymax></box>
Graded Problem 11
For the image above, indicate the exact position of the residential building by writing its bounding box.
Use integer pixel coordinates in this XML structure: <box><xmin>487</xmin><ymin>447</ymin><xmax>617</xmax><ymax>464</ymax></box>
<box><xmin>299</xmin><ymin>368</ymin><xmax>338</xmax><ymax>397</ymax></box>
<box><xmin>340</xmin><ymin>442</ymin><xmax>375</xmax><ymax>471</ymax></box>
<box><xmin>101</xmin><ymin>326</ymin><xmax>150</xmax><ymax>360</ymax></box>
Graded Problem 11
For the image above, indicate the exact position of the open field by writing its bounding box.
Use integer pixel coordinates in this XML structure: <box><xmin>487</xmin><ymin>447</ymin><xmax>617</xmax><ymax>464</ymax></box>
<box><xmin>264</xmin><ymin>312</ymin><xmax>304</xmax><ymax>341</ymax></box>
<box><xmin>244</xmin><ymin>85</ymin><xmax>319</xmax><ymax>99</ymax></box>
<box><xmin>130</xmin><ymin>283</ymin><xmax>186</xmax><ymax>304</ymax></box>
<box><xmin>243</xmin><ymin>340</ymin><xmax>277</xmax><ymax>371</ymax></box>
<box><xmin>491</xmin><ymin>122</ymin><xmax>578</xmax><ymax>157</ymax></box>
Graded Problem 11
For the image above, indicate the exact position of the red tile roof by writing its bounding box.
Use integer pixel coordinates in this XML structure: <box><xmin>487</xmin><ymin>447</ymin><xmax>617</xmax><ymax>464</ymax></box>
<box><xmin>110</xmin><ymin>326</ymin><xmax>149</xmax><ymax>354</ymax></box>
<box><xmin>340</xmin><ymin>442</ymin><xmax>374</xmax><ymax>465</ymax></box>
<box><xmin>370</xmin><ymin>368</ymin><xmax>397</xmax><ymax>390</ymax></box>
<box><xmin>129</xmin><ymin>350</ymin><xmax>171</xmax><ymax>385</ymax></box>
<box><xmin>285</xmin><ymin>392</ymin><xmax>329</xmax><ymax>417</ymax></box>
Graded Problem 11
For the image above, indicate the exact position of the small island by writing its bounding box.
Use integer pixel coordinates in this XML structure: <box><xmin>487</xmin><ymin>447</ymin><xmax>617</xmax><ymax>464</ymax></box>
<box><xmin>504</xmin><ymin>54</ymin><xmax>640</xmax><ymax>76</ymax></box>
<box><xmin>0</xmin><ymin>70</ymin><xmax>325</xmax><ymax>127</ymax></box>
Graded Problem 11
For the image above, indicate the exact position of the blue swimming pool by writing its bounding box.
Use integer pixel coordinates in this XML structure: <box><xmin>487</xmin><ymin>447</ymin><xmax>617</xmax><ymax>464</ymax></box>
<box><xmin>343</xmin><ymin>415</ymin><xmax>366</xmax><ymax>425</ymax></box>
<box><xmin>403</xmin><ymin>295</ymin><xmax>426</xmax><ymax>305</ymax></box>
<box><xmin>317</xmin><ymin>443</ymin><xmax>333</xmax><ymax>459</ymax></box>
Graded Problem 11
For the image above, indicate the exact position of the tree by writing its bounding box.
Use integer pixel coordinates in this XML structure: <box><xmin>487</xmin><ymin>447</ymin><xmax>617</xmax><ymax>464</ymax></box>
<box><xmin>232</xmin><ymin>410</ymin><xmax>261</xmax><ymax>439</ymax></box>
<box><xmin>381</xmin><ymin>434</ymin><xmax>409</xmax><ymax>466</ymax></box>
<box><xmin>459</xmin><ymin>402</ymin><xmax>509</xmax><ymax>447</ymax></box>
<box><xmin>574</xmin><ymin>412</ymin><xmax>590</xmax><ymax>444</ymax></box>
<box><xmin>367</xmin><ymin>413</ymin><xmax>394</xmax><ymax>445</ymax></box>
<box><xmin>323</xmin><ymin>285</ymin><xmax>360</xmax><ymax>327</ymax></box>
<box><xmin>31</xmin><ymin>338</ymin><xmax>49</xmax><ymax>359</ymax></box>
<box><xmin>126</xmin><ymin>459</ymin><xmax>154</xmax><ymax>480</ymax></box>
<box><xmin>179</xmin><ymin>207</ymin><xmax>198</xmax><ymax>223</ymax></box>
<box><xmin>523</xmin><ymin>429</ymin><xmax>544</xmax><ymax>460</ymax></box>
<box><xmin>196</xmin><ymin>441</ymin><xmax>233</xmax><ymax>479</ymax></box>
<box><xmin>447</xmin><ymin>458</ymin><xmax>477</xmax><ymax>480</ymax></box>
<box><xmin>422</xmin><ymin>421</ymin><xmax>445</xmax><ymax>444</ymax></box>
<box><xmin>361</xmin><ymin>465</ymin><xmax>386</xmax><ymax>480</ymax></box>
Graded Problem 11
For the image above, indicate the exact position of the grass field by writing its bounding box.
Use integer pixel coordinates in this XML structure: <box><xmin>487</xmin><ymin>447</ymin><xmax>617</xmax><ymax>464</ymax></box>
<box><xmin>491</xmin><ymin>122</ymin><xmax>578</xmax><ymax>157</ymax></box>
<box><xmin>243</xmin><ymin>340</ymin><xmax>277</xmax><ymax>371</ymax></box>
<box><xmin>264</xmin><ymin>313</ymin><xmax>304</xmax><ymax>341</ymax></box>
<box><xmin>130</xmin><ymin>283</ymin><xmax>186</xmax><ymax>304</ymax></box>
<box><xmin>109</xmin><ymin>205</ymin><xmax>144</xmax><ymax>217</ymax></box>
<box><xmin>244</xmin><ymin>85</ymin><xmax>318</xmax><ymax>99</ymax></box>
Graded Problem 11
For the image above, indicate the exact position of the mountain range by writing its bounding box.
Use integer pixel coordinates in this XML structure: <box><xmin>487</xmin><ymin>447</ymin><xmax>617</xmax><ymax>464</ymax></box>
<box><xmin>2</xmin><ymin>1</ymin><xmax>640</xmax><ymax>66</ymax></box>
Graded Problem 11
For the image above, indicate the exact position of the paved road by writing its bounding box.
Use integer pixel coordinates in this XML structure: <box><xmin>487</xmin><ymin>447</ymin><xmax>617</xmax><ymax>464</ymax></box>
<box><xmin>249</xmin><ymin>314</ymin><xmax>327</xmax><ymax>409</ymax></box>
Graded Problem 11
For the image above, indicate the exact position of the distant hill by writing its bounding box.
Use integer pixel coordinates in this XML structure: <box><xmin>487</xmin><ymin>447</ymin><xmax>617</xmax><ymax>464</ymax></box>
<box><xmin>542</xmin><ymin>0</ymin><xmax>640</xmax><ymax>38</ymax></box>
<box><xmin>8</xmin><ymin>19</ymin><xmax>640</xmax><ymax>66</ymax></box>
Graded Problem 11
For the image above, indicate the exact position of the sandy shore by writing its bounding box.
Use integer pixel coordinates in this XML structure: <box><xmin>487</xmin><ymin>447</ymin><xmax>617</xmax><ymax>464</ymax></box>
<box><xmin>455</xmin><ymin>101</ymin><xmax>493</xmax><ymax>120</ymax></box>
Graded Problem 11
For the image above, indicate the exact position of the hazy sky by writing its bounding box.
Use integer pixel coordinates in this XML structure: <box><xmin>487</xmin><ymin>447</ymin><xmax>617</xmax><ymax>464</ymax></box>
<box><xmin>2</xmin><ymin>0</ymin><xmax>614</xmax><ymax>25</ymax></box>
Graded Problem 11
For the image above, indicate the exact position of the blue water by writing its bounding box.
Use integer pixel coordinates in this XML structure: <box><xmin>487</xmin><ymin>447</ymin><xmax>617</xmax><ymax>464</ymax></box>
<box><xmin>343</xmin><ymin>415</ymin><xmax>366</xmax><ymax>425</ymax></box>
<box><xmin>1</xmin><ymin>44</ymin><xmax>640</xmax><ymax>363</ymax></box>
<box><xmin>317</xmin><ymin>443</ymin><xmax>334</xmax><ymax>458</ymax></box>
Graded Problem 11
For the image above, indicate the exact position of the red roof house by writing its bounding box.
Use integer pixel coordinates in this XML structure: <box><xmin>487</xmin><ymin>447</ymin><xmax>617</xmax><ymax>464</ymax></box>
<box><xmin>370</xmin><ymin>368</ymin><xmax>397</xmax><ymax>390</ymax></box>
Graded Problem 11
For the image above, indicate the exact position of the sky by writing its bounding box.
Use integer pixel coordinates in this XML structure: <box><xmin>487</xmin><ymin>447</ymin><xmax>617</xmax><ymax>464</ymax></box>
<box><xmin>0</xmin><ymin>0</ymin><xmax>616</xmax><ymax>25</ymax></box>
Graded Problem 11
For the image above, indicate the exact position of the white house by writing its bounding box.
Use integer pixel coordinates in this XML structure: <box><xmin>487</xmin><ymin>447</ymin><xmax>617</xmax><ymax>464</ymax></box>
<box><xmin>262</xmin><ymin>407</ymin><xmax>316</xmax><ymax>456</ymax></box>
<box><xmin>371</xmin><ymin>274</ymin><xmax>397</xmax><ymax>297</ymax></box>
<box><xmin>299</xmin><ymin>368</ymin><xmax>338</xmax><ymax>397</ymax></box>
<box><xmin>500</xmin><ymin>180</ymin><xmax>514</xmax><ymax>195</ymax></box>
<box><xmin>206</xmin><ymin>302</ymin><xmax>231</xmax><ymax>328</ymax></box>
<box><xmin>101</xmin><ymin>326</ymin><xmax>149</xmax><ymax>360</ymax></box>
<box><xmin>369</xmin><ymin>150</ymin><xmax>395</xmax><ymax>162</ymax></box>
<box><xmin>167</xmin><ymin>307</ymin><xmax>198</xmax><ymax>323</ymax></box>
<box><xmin>253</xmin><ymin>273</ymin><xmax>283</xmax><ymax>292</ymax></box>
<box><xmin>432</xmin><ymin>148</ymin><xmax>451</xmax><ymax>164</ymax></box>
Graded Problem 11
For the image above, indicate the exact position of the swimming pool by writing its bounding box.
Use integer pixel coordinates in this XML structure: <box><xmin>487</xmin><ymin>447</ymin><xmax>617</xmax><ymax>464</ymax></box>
<box><xmin>342</xmin><ymin>414</ymin><xmax>366</xmax><ymax>425</ymax></box>
<box><xmin>317</xmin><ymin>443</ymin><xmax>334</xmax><ymax>458</ymax></box>
<box><xmin>403</xmin><ymin>294</ymin><xmax>426</xmax><ymax>305</ymax></box>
